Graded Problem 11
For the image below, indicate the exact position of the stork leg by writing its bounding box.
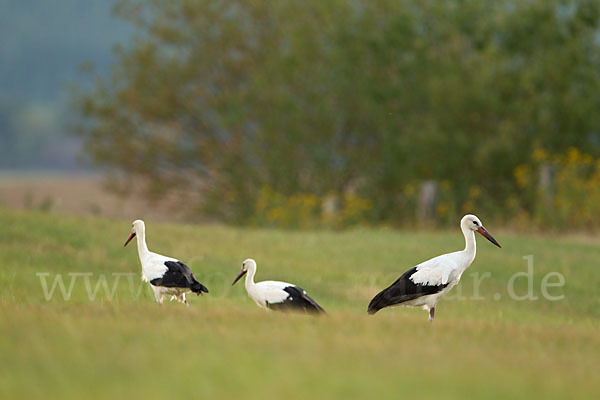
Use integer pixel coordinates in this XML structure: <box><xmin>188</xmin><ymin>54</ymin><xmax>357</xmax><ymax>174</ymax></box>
<box><xmin>180</xmin><ymin>293</ymin><xmax>189</xmax><ymax>307</ymax></box>
<box><xmin>429</xmin><ymin>307</ymin><xmax>435</xmax><ymax>322</ymax></box>
<box><xmin>152</xmin><ymin>287</ymin><xmax>164</xmax><ymax>304</ymax></box>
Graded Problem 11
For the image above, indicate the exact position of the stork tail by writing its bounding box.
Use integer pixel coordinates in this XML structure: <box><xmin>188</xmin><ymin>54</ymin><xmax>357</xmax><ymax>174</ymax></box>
<box><xmin>191</xmin><ymin>281</ymin><xmax>209</xmax><ymax>295</ymax></box>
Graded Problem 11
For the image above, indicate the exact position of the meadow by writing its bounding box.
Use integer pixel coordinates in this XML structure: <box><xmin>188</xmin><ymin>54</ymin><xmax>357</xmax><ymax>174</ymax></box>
<box><xmin>0</xmin><ymin>208</ymin><xmax>598</xmax><ymax>399</ymax></box>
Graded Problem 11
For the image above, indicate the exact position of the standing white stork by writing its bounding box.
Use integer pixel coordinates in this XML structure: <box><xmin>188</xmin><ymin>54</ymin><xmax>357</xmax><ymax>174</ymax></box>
<box><xmin>367</xmin><ymin>214</ymin><xmax>501</xmax><ymax>321</ymax></box>
<box><xmin>232</xmin><ymin>259</ymin><xmax>325</xmax><ymax>314</ymax></box>
<box><xmin>124</xmin><ymin>220</ymin><xmax>208</xmax><ymax>305</ymax></box>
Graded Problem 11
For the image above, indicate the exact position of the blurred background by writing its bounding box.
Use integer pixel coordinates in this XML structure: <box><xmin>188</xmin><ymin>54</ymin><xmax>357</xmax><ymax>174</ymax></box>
<box><xmin>2</xmin><ymin>0</ymin><xmax>600</xmax><ymax>230</ymax></box>
<box><xmin>2</xmin><ymin>4</ymin><xmax>599</xmax><ymax>398</ymax></box>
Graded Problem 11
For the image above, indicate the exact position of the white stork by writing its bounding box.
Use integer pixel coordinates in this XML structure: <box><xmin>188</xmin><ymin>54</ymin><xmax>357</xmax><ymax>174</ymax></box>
<box><xmin>232</xmin><ymin>259</ymin><xmax>325</xmax><ymax>314</ymax></box>
<box><xmin>367</xmin><ymin>214</ymin><xmax>501</xmax><ymax>321</ymax></box>
<box><xmin>124</xmin><ymin>220</ymin><xmax>208</xmax><ymax>305</ymax></box>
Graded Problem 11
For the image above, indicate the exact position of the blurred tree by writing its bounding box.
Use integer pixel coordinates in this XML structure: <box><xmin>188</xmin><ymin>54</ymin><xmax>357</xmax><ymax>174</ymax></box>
<box><xmin>74</xmin><ymin>0</ymin><xmax>600</xmax><ymax>225</ymax></box>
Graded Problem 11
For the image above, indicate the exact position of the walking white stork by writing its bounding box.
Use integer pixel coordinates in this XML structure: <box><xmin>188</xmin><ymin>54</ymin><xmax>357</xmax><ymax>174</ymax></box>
<box><xmin>232</xmin><ymin>259</ymin><xmax>325</xmax><ymax>314</ymax></box>
<box><xmin>367</xmin><ymin>214</ymin><xmax>501</xmax><ymax>321</ymax></box>
<box><xmin>124</xmin><ymin>220</ymin><xmax>208</xmax><ymax>305</ymax></box>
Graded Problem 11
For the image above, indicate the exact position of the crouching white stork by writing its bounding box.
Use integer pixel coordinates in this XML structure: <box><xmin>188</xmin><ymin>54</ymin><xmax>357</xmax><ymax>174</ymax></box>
<box><xmin>367</xmin><ymin>214</ymin><xmax>501</xmax><ymax>321</ymax></box>
<box><xmin>232</xmin><ymin>259</ymin><xmax>325</xmax><ymax>314</ymax></box>
<box><xmin>124</xmin><ymin>220</ymin><xmax>208</xmax><ymax>305</ymax></box>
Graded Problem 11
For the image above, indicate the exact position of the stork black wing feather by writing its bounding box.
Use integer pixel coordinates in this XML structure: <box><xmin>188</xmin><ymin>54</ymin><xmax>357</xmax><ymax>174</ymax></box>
<box><xmin>367</xmin><ymin>266</ymin><xmax>448</xmax><ymax>314</ymax></box>
<box><xmin>266</xmin><ymin>286</ymin><xmax>325</xmax><ymax>314</ymax></box>
<box><xmin>150</xmin><ymin>261</ymin><xmax>209</xmax><ymax>294</ymax></box>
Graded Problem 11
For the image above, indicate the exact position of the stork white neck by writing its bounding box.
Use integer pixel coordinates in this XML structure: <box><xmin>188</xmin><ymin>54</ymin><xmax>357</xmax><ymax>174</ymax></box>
<box><xmin>134</xmin><ymin>224</ymin><xmax>150</xmax><ymax>259</ymax></box>
<box><xmin>244</xmin><ymin>261</ymin><xmax>257</xmax><ymax>292</ymax></box>
<box><xmin>461</xmin><ymin>222</ymin><xmax>476</xmax><ymax>256</ymax></box>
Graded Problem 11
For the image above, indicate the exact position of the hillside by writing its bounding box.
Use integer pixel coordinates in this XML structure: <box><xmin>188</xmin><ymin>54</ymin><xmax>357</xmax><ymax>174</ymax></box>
<box><xmin>0</xmin><ymin>0</ymin><xmax>130</xmax><ymax>169</ymax></box>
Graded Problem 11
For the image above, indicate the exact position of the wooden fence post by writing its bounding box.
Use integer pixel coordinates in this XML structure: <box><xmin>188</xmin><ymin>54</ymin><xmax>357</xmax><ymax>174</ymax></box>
<box><xmin>539</xmin><ymin>163</ymin><xmax>555</xmax><ymax>209</ymax></box>
<box><xmin>418</xmin><ymin>180</ymin><xmax>438</xmax><ymax>223</ymax></box>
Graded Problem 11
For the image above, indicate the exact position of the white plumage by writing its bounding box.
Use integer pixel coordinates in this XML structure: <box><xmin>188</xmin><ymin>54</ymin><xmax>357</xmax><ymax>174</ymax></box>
<box><xmin>139</xmin><ymin>252</ymin><xmax>171</xmax><ymax>283</ymax></box>
<box><xmin>232</xmin><ymin>259</ymin><xmax>325</xmax><ymax>313</ymax></box>
<box><xmin>368</xmin><ymin>214</ymin><xmax>501</xmax><ymax>321</ymax></box>
<box><xmin>124</xmin><ymin>220</ymin><xmax>208</xmax><ymax>305</ymax></box>
<box><xmin>409</xmin><ymin>251</ymin><xmax>470</xmax><ymax>287</ymax></box>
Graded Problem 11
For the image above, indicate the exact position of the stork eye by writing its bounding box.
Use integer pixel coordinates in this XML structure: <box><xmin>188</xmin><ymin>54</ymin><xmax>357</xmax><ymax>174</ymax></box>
<box><xmin>473</xmin><ymin>221</ymin><xmax>479</xmax><ymax>226</ymax></box>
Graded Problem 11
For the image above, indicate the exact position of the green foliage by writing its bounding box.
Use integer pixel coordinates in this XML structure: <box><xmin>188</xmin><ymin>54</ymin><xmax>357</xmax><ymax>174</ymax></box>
<box><xmin>252</xmin><ymin>187</ymin><xmax>372</xmax><ymax>229</ymax></box>
<box><xmin>513</xmin><ymin>147</ymin><xmax>600</xmax><ymax>230</ymax></box>
<box><xmin>74</xmin><ymin>0</ymin><xmax>600</xmax><ymax>226</ymax></box>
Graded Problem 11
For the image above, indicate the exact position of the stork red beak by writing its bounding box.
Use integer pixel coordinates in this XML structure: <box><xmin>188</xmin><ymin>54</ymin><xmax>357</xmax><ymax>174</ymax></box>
<box><xmin>124</xmin><ymin>232</ymin><xmax>136</xmax><ymax>247</ymax></box>
<box><xmin>477</xmin><ymin>226</ymin><xmax>501</xmax><ymax>248</ymax></box>
<box><xmin>232</xmin><ymin>269</ymin><xmax>247</xmax><ymax>286</ymax></box>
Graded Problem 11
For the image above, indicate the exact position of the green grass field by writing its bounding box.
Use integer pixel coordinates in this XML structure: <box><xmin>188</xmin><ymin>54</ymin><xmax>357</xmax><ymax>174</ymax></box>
<box><xmin>0</xmin><ymin>209</ymin><xmax>598</xmax><ymax>399</ymax></box>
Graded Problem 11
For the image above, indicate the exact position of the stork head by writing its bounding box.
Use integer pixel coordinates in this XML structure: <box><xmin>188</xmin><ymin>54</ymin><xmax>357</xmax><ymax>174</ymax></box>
<box><xmin>461</xmin><ymin>214</ymin><xmax>501</xmax><ymax>248</ymax></box>
<box><xmin>124</xmin><ymin>219</ymin><xmax>145</xmax><ymax>247</ymax></box>
<box><xmin>232</xmin><ymin>258</ymin><xmax>256</xmax><ymax>285</ymax></box>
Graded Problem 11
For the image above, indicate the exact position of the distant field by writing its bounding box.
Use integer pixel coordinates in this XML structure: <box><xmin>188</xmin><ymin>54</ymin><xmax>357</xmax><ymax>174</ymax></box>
<box><xmin>0</xmin><ymin>209</ymin><xmax>598</xmax><ymax>399</ymax></box>
<box><xmin>0</xmin><ymin>172</ymin><xmax>188</xmax><ymax>221</ymax></box>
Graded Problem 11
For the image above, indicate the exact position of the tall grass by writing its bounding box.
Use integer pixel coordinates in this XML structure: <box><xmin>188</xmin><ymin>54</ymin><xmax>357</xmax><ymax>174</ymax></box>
<box><xmin>0</xmin><ymin>209</ymin><xmax>598</xmax><ymax>399</ymax></box>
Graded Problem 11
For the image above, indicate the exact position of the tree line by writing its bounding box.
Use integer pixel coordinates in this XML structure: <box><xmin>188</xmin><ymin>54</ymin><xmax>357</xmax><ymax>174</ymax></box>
<box><xmin>74</xmin><ymin>0</ymin><xmax>600</xmax><ymax>228</ymax></box>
